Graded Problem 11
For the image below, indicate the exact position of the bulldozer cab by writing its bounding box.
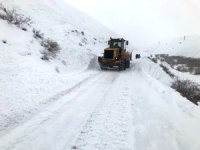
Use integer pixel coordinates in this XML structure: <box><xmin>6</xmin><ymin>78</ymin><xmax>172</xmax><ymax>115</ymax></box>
<box><xmin>108</xmin><ymin>38</ymin><xmax>129</xmax><ymax>50</ymax></box>
<box><xmin>98</xmin><ymin>38</ymin><xmax>132</xmax><ymax>71</ymax></box>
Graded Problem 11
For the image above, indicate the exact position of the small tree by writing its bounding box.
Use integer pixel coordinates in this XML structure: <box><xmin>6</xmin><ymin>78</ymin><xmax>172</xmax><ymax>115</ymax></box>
<box><xmin>33</xmin><ymin>29</ymin><xmax>44</xmax><ymax>39</ymax></box>
<box><xmin>41</xmin><ymin>39</ymin><xmax>61</xmax><ymax>59</ymax></box>
<box><xmin>171</xmin><ymin>79</ymin><xmax>200</xmax><ymax>105</ymax></box>
<box><xmin>0</xmin><ymin>3</ymin><xmax>32</xmax><ymax>27</ymax></box>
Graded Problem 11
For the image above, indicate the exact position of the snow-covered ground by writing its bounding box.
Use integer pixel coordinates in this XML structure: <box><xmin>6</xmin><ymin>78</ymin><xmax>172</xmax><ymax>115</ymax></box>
<box><xmin>0</xmin><ymin>0</ymin><xmax>116</xmax><ymax>135</ymax></box>
<box><xmin>0</xmin><ymin>59</ymin><xmax>200</xmax><ymax>150</ymax></box>
<box><xmin>1</xmin><ymin>0</ymin><xmax>200</xmax><ymax>150</ymax></box>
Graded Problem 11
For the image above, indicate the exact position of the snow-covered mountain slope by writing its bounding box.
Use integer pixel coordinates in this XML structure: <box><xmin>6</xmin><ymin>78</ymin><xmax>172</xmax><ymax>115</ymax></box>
<box><xmin>0</xmin><ymin>0</ymin><xmax>116</xmax><ymax>135</ymax></box>
<box><xmin>151</xmin><ymin>35</ymin><xmax>200</xmax><ymax>57</ymax></box>
<box><xmin>0</xmin><ymin>0</ymin><xmax>115</xmax><ymax>68</ymax></box>
<box><xmin>1</xmin><ymin>1</ymin><xmax>200</xmax><ymax>149</ymax></box>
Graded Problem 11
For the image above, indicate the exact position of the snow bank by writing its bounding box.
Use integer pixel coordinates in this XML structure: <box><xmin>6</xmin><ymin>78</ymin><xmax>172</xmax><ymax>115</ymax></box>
<box><xmin>140</xmin><ymin>62</ymin><xmax>200</xmax><ymax>150</ymax></box>
<box><xmin>159</xmin><ymin>61</ymin><xmax>200</xmax><ymax>85</ymax></box>
<box><xmin>139</xmin><ymin>58</ymin><xmax>172</xmax><ymax>86</ymax></box>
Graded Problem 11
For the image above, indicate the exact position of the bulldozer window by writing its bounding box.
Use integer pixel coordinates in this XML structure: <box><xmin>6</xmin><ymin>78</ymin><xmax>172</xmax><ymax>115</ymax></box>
<box><xmin>113</xmin><ymin>42</ymin><xmax>122</xmax><ymax>48</ymax></box>
<box><xmin>124</xmin><ymin>42</ymin><xmax>126</xmax><ymax>50</ymax></box>
<box><xmin>104</xmin><ymin>50</ymin><xmax>114</xmax><ymax>59</ymax></box>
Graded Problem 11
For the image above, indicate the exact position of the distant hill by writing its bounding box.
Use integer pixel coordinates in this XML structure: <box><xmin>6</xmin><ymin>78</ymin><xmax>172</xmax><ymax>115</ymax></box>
<box><xmin>151</xmin><ymin>35</ymin><xmax>200</xmax><ymax>58</ymax></box>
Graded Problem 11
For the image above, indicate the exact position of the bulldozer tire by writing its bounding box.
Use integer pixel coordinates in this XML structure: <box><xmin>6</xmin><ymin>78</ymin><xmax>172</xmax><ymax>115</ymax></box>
<box><xmin>100</xmin><ymin>66</ymin><xmax>105</xmax><ymax>70</ymax></box>
<box><xmin>119</xmin><ymin>58</ymin><xmax>126</xmax><ymax>71</ymax></box>
<box><xmin>126</xmin><ymin>61</ymin><xmax>130</xmax><ymax>68</ymax></box>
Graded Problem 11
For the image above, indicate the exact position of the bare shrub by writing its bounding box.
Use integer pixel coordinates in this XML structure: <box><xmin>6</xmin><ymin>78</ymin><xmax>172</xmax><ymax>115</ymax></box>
<box><xmin>71</xmin><ymin>146</ymin><xmax>77</xmax><ymax>149</ymax></box>
<box><xmin>190</xmin><ymin>67</ymin><xmax>200</xmax><ymax>75</ymax></box>
<box><xmin>148</xmin><ymin>57</ymin><xmax>158</xmax><ymax>63</ymax></box>
<box><xmin>0</xmin><ymin>3</ymin><xmax>32</xmax><ymax>27</ymax></box>
<box><xmin>174</xmin><ymin>64</ymin><xmax>189</xmax><ymax>72</ymax></box>
<box><xmin>21</xmin><ymin>27</ymin><xmax>27</xmax><ymax>31</ymax></box>
<box><xmin>41</xmin><ymin>39</ymin><xmax>60</xmax><ymax>54</ymax></box>
<box><xmin>41</xmin><ymin>39</ymin><xmax>61</xmax><ymax>59</ymax></box>
<box><xmin>33</xmin><ymin>29</ymin><xmax>44</xmax><ymax>39</ymax></box>
<box><xmin>81</xmin><ymin>38</ymin><xmax>88</xmax><ymax>44</ymax></box>
<box><xmin>61</xmin><ymin>60</ymin><xmax>67</xmax><ymax>66</ymax></box>
<box><xmin>81</xmin><ymin>31</ymin><xmax>85</xmax><ymax>36</ymax></box>
<box><xmin>71</xmin><ymin>30</ymin><xmax>78</xmax><ymax>33</ymax></box>
<box><xmin>2</xmin><ymin>40</ymin><xmax>7</xmax><ymax>44</ymax></box>
<box><xmin>79</xmin><ymin>43</ymin><xmax>83</xmax><ymax>46</ymax></box>
<box><xmin>171</xmin><ymin>79</ymin><xmax>200</xmax><ymax>105</ymax></box>
<box><xmin>41</xmin><ymin>53</ymin><xmax>49</xmax><ymax>61</ymax></box>
<box><xmin>160</xmin><ymin>64</ymin><xmax>175</xmax><ymax>78</ymax></box>
<box><xmin>55</xmin><ymin>67</ymin><xmax>60</xmax><ymax>73</ymax></box>
<box><xmin>0</xmin><ymin>3</ymin><xmax>7</xmax><ymax>19</ymax></box>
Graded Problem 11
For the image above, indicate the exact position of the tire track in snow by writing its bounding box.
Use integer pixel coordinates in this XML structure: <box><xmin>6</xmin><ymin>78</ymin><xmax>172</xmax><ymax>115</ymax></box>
<box><xmin>0</xmin><ymin>71</ymin><xmax>100</xmax><ymax>137</ymax></box>
<box><xmin>71</xmin><ymin>72</ymin><xmax>134</xmax><ymax>150</ymax></box>
<box><xmin>43</xmin><ymin>71</ymin><xmax>101</xmax><ymax>104</ymax></box>
<box><xmin>0</xmin><ymin>71</ymin><xmax>120</xmax><ymax>150</ymax></box>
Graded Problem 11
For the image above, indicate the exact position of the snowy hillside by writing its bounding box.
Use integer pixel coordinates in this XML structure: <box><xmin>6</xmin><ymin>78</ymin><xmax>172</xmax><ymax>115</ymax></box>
<box><xmin>1</xmin><ymin>0</ymin><xmax>200</xmax><ymax>150</ymax></box>
<box><xmin>151</xmin><ymin>35</ymin><xmax>200</xmax><ymax>57</ymax></box>
<box><xmin>0</xmin><ymin>0</ymin><xmax>115</xmax><ymax>68</ymax></box>
<box><xmin>0</xmin><ymin>0</ymin><xmax>116</xmax><ymax>135</ymax></box>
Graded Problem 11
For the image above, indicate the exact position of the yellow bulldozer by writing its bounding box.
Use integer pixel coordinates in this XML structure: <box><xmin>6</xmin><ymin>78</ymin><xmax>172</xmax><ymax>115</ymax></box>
<box><xmin>98</xmin><ymin>38</ymin><xmax>132</xmax><ymax>71</ymax></box>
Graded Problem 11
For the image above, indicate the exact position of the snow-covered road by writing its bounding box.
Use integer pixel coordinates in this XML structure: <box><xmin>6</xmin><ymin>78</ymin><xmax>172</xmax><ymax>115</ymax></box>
<box><xmin>0</xmin><ymin>60</ymin><xmax>200</xmax><ymax>150</ymax></box>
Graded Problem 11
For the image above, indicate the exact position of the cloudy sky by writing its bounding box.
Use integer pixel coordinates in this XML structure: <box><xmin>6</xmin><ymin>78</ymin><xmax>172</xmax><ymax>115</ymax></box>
<box><xmin>64</xmin><ymin>0</ymin><xmax>200</xmax><ymax>49</ymax></box>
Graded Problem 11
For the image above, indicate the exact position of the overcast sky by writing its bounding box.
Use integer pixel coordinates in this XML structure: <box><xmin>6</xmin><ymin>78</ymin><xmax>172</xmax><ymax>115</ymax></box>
<box><xmin>64</xmin><ymin>0</ymin><xmax>200</xmax><ymax>49</ymax></box>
